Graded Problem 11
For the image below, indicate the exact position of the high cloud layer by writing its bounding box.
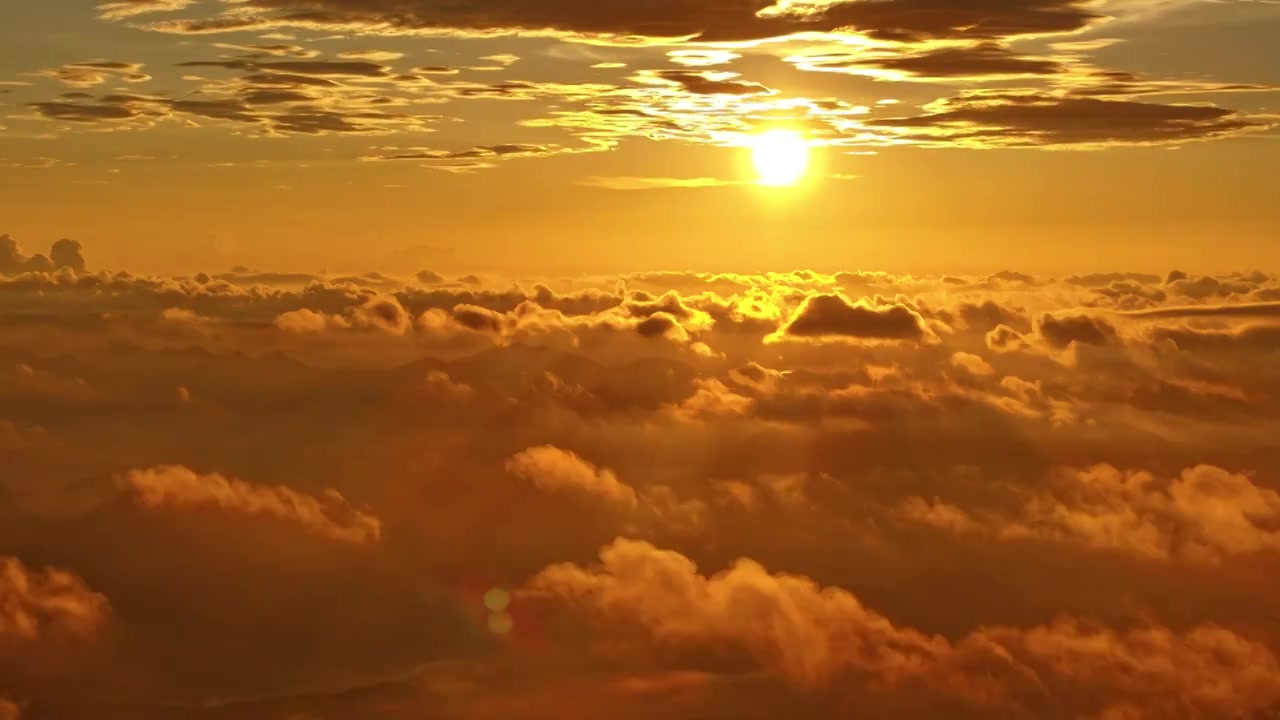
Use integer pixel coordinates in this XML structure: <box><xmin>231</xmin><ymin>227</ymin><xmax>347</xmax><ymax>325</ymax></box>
<box><xmin>1</xmin><ymin>242</ymin><xmax>1279</xmax><ymax>718</ymax></box>
<box><xmin>0</xmin><ymin>0</ymin><xmax>1269</xmax><ymax>166</ymax></box>
<box><xmin>91</xmin><ymin>0</ymin><xmax>1214</xmax><ymax>45</ymax></box>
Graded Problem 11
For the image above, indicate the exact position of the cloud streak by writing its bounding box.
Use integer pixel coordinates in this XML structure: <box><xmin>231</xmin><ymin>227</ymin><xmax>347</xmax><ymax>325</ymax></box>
<box><xmin>122</xmin><ymin>465</ymin><xmax>383</xmax><ymax>543</ymax></box>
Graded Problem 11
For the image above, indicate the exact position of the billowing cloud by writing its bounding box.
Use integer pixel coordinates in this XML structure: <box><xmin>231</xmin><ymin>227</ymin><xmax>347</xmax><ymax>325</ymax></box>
<box><xmin>528</xmin><ymin>539</ymin><xmax>1280</xmax><ymax>715</ymax></box>
<box><xmin>506</xmin><ymin>446</ymin><xmax>639</xmax><ymax>508</ymax></box>
<box><xmin>0</xmin><ymin>557</ymin><xmax>109</xmax><ymax>644</ymax></box>
<box><xmin>122</xmin><ymin>465</ymin><xmax>383</xmax><ymax>543</ymax></box>
<box><xmin>4</xmin><ymin>251</ymin><xmax>1280</xmax><ymax>718</ymax></box>
<box><xmin>276</xmin><ymin>295</ymin><xmax>413</xmax><ymax>335</ymax></box>
<box><xmin>1037</xmin><ymin>312</ymin><xmax>1120</xmax><ymax>348</ymax></box>
<box><xmin>903</xmin><ymin>464</ymin><xmax>1280</xmax><ymax>562</ymax></box>
<box><xmin>0</xmin><ymin>235</ymin><xmax>88</xmax><ymax>276</ymax></box>
<box><xmin>772</xmin><ymin>293</ymin><xmax>931</xmax><ymax>343</ymax></box>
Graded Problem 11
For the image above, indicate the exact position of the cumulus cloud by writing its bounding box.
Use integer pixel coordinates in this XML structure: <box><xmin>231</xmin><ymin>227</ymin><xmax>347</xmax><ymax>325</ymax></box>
<box><xmin>0</xmin><ymin>557</ymin><xmax>110</xmax><ymax>644</ymax></box>
<box><xmin>772</xmin><ymin>294</ymin><xmax>931</xmax><ymax>343</ymax></box>
<box><xmin>1037</xmin><ymin>312</ymin><xmax>1120</xmax><ymax>349</ymax></box>
<box><xmin>275</xmin><ymin>295</ymin><xmax>413</xmax><ymax>335</ymax></box>
<box><xmin>122</xmin><ymin>465</ymin><xmax>383</xmax><ymax>543</ymax></box>
<box><xmin>528</xmin><ymin>539</ymin><xmax>1280</xmax><ymax>715</ymax></box>
<box><xmin>506</xmin><ymin>446</ymin><xmax>638</xmax><ymax>508</ymax></box>
<box><xmin>903</xmin><ymin>464</ymin><xmax>1280</xmax><ymax>562</ymax></box>
<box><xmin>4</xmin><ymin>252</ymin><xmax>1280</xmax><ymax>718</ymax></box>
<box><xmin>950</xmin><ymin>352</ymin><xmax>995</xmax><ymax>376</ymax></box>
<box><xmin>0</xmin><ymin>235</ymin><xmax>88</xmax><ymax>275</ymax></box>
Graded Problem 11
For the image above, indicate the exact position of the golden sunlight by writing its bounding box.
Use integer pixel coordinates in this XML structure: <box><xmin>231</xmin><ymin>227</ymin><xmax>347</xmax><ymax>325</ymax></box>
<box><xmin>749</xmin><ymin>129</ymin><xmax>811</xmax><ymax>186</ymax></box>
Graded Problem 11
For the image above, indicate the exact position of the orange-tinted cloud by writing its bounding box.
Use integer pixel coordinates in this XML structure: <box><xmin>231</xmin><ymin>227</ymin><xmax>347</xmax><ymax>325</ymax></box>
<box><xmin>103</xmin><ymin>0</ymin><xmax>1115</xmax><ymax>45</ymax></box>
<box><xmin>506</xmin><ymin>446</ymin><xmax>639</xmax><ymax>508</ymax></box>
<box><xmin>122</xmin><ymin>465</ymin><xmax>383</xmax><ymax>543</ymax></box>
<box><xmin>865</xmin><ymin>92</ymin><xmax>1274</xmax><ymax>148</ymax></box>
<box><xmin>0</xmin><ymin>556</ymin><xmax>109</xmax><ymax>644</ymax></box>
<box><xmin>902</xmin><ymin>463</ymin><xmax>1280</xmax><ymax>562</ymax></box>
<box><xmin>4</xmin><ymin>251</ymin><xmax>1280</xmax><ymax>717</ymax></box>
<box><xmin>528</xmin><ymin>539</ymin><xmax>1280</xmax><ymax>715</ymax></box>
<box><xmin>772</xmin><ymin>293</ymin><xmax>932</xmax><ymax>343</ymax></box>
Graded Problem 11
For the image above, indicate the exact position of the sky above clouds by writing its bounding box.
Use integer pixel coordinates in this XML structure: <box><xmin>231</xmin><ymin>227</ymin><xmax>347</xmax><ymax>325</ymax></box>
<box><xmin>3</xmin><ymin>2</ymin><xmax>1280</xmax><ymax>719</ymax></box>
<box><xmin>1</xmin><ymin>0</ymin><xmax>1278</xmax><ymax>273</ymax></box>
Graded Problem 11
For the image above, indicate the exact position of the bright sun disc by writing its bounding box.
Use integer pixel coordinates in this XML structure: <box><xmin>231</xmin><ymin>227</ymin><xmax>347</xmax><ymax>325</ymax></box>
<box><xmin>749</xmin><ymin>130</ymin><xmax>810</xmax><ymax>186</ymax></box>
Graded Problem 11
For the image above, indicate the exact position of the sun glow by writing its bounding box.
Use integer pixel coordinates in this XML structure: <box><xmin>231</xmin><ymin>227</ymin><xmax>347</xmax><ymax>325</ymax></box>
<box><xmin>749</xmin><ymin>130</ymin><xmax>811</xmax><ymax>187</ymax></box>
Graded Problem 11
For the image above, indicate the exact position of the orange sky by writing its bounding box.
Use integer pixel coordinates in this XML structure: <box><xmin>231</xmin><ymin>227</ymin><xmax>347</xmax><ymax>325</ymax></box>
<box><xmin>4</xmin><ymin>4</ymin><xmax>1280</xmax><ymax>719</ymax></box>
<box><xmin>1</xmin><ymin>0</ymin><xmax>1277</xmax><ymax>274</ymax></box>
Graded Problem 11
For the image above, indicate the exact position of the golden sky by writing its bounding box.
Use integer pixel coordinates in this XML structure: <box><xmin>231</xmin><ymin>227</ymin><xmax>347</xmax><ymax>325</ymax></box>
<box><xmin>4</xmin><ymin>3</ymin><xmax>1280</xmax><ymax>720</ymax></box>
<box><xmin>1</xmin><ymin>0</ymin><xmax>1277</xmax><ymax>273</ymax></box>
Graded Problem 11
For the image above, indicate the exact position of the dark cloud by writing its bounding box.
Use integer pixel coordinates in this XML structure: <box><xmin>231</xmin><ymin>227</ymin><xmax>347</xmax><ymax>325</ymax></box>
<box><xmin>866</xmin><ymin>92</ymin><xmax>1273</xmax><ymax>147</ymax></box>
<box><xmin>179</xmin><ymin>59</ymin><xmax>392</xmax><ymax>78</ymax></box>
<box><xmin>1037</xmin><ymin>312</ymin><xmax>1119</xmax><ymax>348</ymax></box>
<box><xmin>777</xmin><ymin>294</ymin><xmax>929</xmax><ymax>342</ymax></box>
<box><xmin>109</xmin><ymin>0</ymin><xmax>1110</xmax><ymax>46</ymax></box>
<box><xmin>37</xmin><ymin>60</ymin><xmax>151</xmax><ymax>88</ymax></box>
<box><xmin>29</xmin><ymin>74</ymin><xmax>446</xmax><ymax>135</ymax></box>
<box><xmin>0</xmin><ymin>235</ymin><xmax>89</xmax><ymax>275</ymax></box>
<box><xmin>211</xmin><ymin>42</ymin><xmax>321</xmax><ymax>59</ymax></box>
<box><xmin>795</xmin><ymin>42</ymin><xmax>1064</xmax><ymax>79</ymax></box>
<box><xmin>363</xmin><ymin>143</ymin><xmax>556</xmax><ymax>162</ymax></box>
<box><xmin>29</xmin><ymin>100</ymin><xmax>144</xmax><ymax>123</ymax></box>
<box><xmin>955</xmin><ymin>300</ymin><xmax>1030</xmax><ymax>333</ymax></box>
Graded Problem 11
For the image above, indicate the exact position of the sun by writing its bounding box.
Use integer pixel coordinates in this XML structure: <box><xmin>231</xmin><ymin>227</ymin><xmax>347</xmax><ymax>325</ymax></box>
<box><xmin>748</xmin><ymin>129</ymin><xmax>811</xmax><ymax>186</ymax></box>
